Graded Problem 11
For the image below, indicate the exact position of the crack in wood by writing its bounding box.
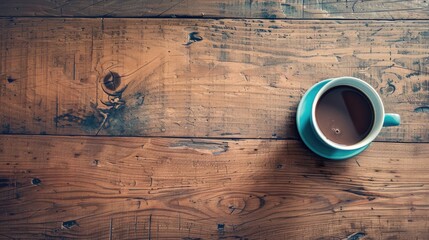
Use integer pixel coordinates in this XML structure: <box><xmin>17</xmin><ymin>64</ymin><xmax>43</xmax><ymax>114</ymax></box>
<box><xmin>148</xmin><ymin>214</ymin><xmax>152</xmax><ymax>240</ymax></box>
<box><xmin>109</xmin><ymin>218</ymin><xmax>113</xmax><ymax>240</ymax></box>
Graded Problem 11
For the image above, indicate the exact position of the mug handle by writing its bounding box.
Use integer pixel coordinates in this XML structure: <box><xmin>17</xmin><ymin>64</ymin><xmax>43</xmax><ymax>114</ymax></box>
<box><xmin>383</xmin><ymin>113</ymin><xmax>401</xmax><ymax>127</ymax></box>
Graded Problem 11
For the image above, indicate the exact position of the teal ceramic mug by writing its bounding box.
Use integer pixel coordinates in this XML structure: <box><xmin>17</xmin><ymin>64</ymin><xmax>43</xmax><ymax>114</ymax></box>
<box><xmin>296</xmin><ymin>76</ymin><xmax>400</xmax><ymax>159</ymax></box>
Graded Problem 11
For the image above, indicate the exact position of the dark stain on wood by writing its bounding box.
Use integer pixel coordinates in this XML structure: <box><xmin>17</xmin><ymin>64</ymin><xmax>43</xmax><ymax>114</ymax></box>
<box><xmin>346</xmin><ymin>232</ymin><xmax>366</xmax><ymax>240</ymax></box>
<box><xmin>7</xmin><ymin>76</ymin><xmax>16</xmax><ymax>83</ymax></box>
<box><xmin>260</xmin><ymin>11</ymin><xmax>276</xmax><ymax>19</ymax></box>
<box><xmin>281</xmin><ymin>3</ymin><xmax>297</xmax><ymax>16</ymax></box>
<box><xmin>406</xmin><ymin>72</ymin><xmax>421</xmax><ymax>78</ymax></box>
<box><xmin>0</xmin><ymin>178</ymin><xmax>10</xmax><ymax>188</ymax></box>
<box><xmin>53</xmin><ymin>78</ymin><xmax>142</xmax><ymax>135</ymax></box>
<box><xmin>99</xmin><ymin>105</ymin><xmax>130</xmax><ymax>135</ymax></box>
<box><xmin>414</xmin><ymin>106</ymin><xmax>429</xmax><ymax>113</ymax></box>
<box><xmin>412</xmin><ymin>83</ymin><xmax>421</xmax><ymax>92</ymax></box>
<box><xmin>62</xmin><ymin>220</ymin><xmax>78</xmax><ymax>229</ymax></box>
<box><xmin>344</xmin><ymin>187</ymin><xmax>378</xmax><ymax>198</ymax></box>
<box><xmin>1</xmin><ymin>124</ymin><xmax>11</xmax><ymax>134</ymax></box>
<box><xmin>54</xmin><ymin>112</ymin><xmax>101</xmax><ymax>131</ymax></box>
<box><xmin>420</xmin><ymin>31</ymin><xmax>429</xmax><ymax>38</ymax></box>
<box><xmin>134</xmin><ymin>92</ymin><xmax>144</xmax><ymax>106</ymax></box>
<box><xmin>217</xmin><ymin>223</ymin><xmax>225</xmax><ymax>236</ymax></box>
<box><xmin>380</xmin><ymin>80</ymin><xmax>396</xmax><ymax>95</ymax></box>
<box><xmin>184</xmin><ymin>32</ymin><xmax>203</xmax><ymax>46</ymax></box>
<box><xmin>31</xmin><ymin>178</ymin><xmax>41</xmax><ymax>185</ymax></box>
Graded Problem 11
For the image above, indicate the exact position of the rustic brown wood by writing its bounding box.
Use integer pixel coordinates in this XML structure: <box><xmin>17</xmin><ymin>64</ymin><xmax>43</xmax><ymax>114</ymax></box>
<box><xmin>0</xmin><ymin>135</ymin><xmax>428</xmax><ymax>239</ymax></box>
<box><xmin>0</xmin><ymin>0</ymin><xmax>428</xmax><ymax>19</ymax></box>
<box><xmin>1</xmin><ymin>18</ymin><xmax>428</xmax><ymax>141</ymax></box>
<box><xmin>1</xmin><ymin>1</ymin><xmax>428</xmax><ymax>240</ymax></box>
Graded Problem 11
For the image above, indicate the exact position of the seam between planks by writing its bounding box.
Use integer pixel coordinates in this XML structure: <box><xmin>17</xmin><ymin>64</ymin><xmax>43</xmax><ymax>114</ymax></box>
<box><xmin>2</xmin><ymin>16</ymin><xmax>429</xmax><ymax>21</ymax></box>
<box><xmin>0</xmin><ymin>133</ymin><xmax>426</xmax><ymax>144</ymax></box>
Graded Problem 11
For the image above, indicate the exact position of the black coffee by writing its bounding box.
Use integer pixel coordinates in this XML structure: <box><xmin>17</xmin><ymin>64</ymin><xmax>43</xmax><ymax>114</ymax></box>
<box><xmin>315</xmin><ymin>86</ymin><xmax>374</xmax><ymax>146</ymax></box>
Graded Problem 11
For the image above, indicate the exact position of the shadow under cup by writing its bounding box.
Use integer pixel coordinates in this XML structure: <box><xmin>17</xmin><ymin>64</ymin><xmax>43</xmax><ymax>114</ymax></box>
<box><xmin>310</xmin><ymin>77</ymin><xmax>385</xmax><ymax>151</ymax></box>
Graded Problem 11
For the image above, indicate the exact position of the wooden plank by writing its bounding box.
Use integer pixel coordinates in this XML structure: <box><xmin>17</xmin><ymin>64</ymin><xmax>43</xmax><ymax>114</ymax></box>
<box><xmin>0</xmin><ymin>135</ymin><xmax>428</xmax><ymax>239</ymax></box>
<box><xmin>0</xmin><ymin>18</ymin><xmax>428</xmax><ymax>141</ymax></box>
<box><xmin>0</xmin><ymin>0</ymin><xmax>428</xmax><ymax>19</ymax></box>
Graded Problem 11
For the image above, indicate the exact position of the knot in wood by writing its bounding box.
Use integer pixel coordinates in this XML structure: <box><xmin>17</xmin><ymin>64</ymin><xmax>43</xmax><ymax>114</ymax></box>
<box><xmin>218</xmin><ymin>194</ymin><xmax>265</xmax><ymax>215</ymax></box>
<box><xmin>103</xmin><ymin>71</ymin><xmax>121</xmax><ymax>91</ymax></box>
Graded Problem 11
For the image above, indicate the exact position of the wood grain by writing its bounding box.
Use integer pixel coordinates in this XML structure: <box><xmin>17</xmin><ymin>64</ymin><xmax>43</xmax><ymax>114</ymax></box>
<box><xmin>0</xmin><ymin>0</ymin><xmax>428</xmax><ymax>19</ymax></box>
<box><xmin>0</xmin><ymin>135</ymin><xmax>428</xmax><ymax>239</ymax></box>
<box><xmin>1</xmin><ymin>18</ymin><xmax>428</xmax><ymax>141</ymax></box>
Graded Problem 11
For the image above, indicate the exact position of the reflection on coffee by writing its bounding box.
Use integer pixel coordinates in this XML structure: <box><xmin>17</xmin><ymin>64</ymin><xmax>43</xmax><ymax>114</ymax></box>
<box><xmin>315</xmin><ymin>86</ymin><xmax>374</xmax><ymax>146</ymax></box>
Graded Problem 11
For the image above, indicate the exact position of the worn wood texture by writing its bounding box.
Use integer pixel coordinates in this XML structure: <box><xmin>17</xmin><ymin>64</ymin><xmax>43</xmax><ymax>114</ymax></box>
<box><xmin>0</xmin><ymin>0</ymin><xmax>428</xmax><ymax>19</ymax></box>
<box><xmin>1</xmin><ymin>18</ymin><xmax>428</xmax><ymax>141</ymax></box>
<box><xmin>0</xmin><ymin>135</ymin><xmax>428</xmax><ymax>239</ymax></box>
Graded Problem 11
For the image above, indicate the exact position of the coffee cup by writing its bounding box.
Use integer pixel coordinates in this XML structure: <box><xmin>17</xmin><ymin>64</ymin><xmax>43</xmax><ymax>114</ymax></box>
<box><xmin>310</xmin><ymin>76</ymin><xmax>400</xmax><ymax>151</ymax></box>
<box><xmin>297</xmin><ymin>76</ymin><xmax>401</xmax><ymax>159</ymax></box>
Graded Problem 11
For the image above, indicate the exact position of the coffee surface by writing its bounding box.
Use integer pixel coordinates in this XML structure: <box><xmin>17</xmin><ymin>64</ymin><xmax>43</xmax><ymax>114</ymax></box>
<box><xmin>315</xmin><ymin>86</ymin><xmax>374</xmax><ymax>146</ymax></box>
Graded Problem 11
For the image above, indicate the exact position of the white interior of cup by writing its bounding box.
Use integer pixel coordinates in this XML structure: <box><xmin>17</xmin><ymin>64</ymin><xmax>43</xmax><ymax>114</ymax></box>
<box><xmin>311</xmin><ymin>77</ymin><xmax>384</xmax><ymax>150</ymax></box>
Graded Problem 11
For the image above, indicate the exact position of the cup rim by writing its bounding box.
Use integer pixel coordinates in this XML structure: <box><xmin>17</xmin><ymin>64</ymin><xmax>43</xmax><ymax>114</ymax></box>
<box><xmin>311</xmin><ymin>77</ymin><xmax>385</xmax><ymax>150</ymax></box>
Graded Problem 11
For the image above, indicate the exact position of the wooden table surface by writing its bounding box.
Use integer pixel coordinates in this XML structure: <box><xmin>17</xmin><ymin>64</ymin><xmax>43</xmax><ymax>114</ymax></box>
<box><xmin>0</xmin><ymin>1</ymin><xmax>428</xmax><ymax>239</ymax></box>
